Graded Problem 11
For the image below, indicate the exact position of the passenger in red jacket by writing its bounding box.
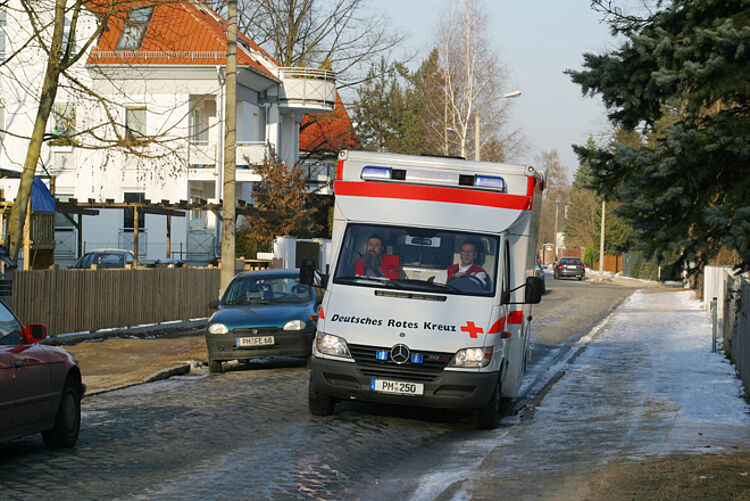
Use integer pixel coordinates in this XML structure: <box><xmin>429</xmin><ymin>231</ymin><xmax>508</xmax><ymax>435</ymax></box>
<box><xmin>445</xmin><ymin>240</ymin><xmax>489</xmax><ymax>285</ymax></box>
<box><xmin>354</xmin><ymin>235</ymin><xmax>403</xmax><ymax>279</ymax></box>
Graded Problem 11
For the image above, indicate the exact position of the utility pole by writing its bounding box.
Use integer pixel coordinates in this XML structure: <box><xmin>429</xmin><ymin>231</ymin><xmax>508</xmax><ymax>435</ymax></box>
<box><xmin>220</xmin><ymin>0</ymin><xmax>237</xmax><ymax>295</ymax></box>
<box><xmin>553</xmin><ymin>198</ymin><xmax>561</xmax><ymax>262</ymax></box>
<box><xmin>598</xmin><ymin>199</ymin><xmax>606</xmax><ymax>281</ymax></box>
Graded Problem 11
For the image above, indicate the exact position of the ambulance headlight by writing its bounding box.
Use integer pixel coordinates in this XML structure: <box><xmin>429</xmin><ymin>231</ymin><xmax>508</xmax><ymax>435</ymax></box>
<box><xmin>449</xmin><ymin>347</ymin><xmax>493</xmax><ymax>368</ymax></box>
<box><xmin>316</xmin><ymin>332</ymin><xmax>352</xmax><ymax>358</ymax></box>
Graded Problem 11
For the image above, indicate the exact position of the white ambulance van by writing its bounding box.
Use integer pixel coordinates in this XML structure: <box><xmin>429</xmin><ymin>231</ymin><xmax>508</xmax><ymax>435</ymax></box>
<box><xmin>301</xmin><ymin>150</ymin><xmax>544</xmax><ymax>428</ymax></box>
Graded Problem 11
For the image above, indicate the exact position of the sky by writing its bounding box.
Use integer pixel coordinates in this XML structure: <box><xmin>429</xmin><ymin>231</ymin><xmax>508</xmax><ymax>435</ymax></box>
<box><xmin>370</xmin><ymin>0</ymin><xmax>620</xmax><ymax>180</ymax></box>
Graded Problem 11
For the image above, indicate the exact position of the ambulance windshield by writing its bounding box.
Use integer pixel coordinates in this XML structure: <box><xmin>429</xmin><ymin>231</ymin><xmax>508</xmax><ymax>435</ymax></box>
<box><xmin>333</xmin><ymin>223</ymin><xmax>499</xmax><ymax>296</ymax></box>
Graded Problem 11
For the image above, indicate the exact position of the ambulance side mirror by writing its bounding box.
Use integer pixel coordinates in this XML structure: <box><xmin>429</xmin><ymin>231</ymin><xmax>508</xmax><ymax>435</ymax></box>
<box><xmin>300</xmin><ymin>258</ymin><xmax>328</xmax><ymax>289</ymax></box>
<box><xmin>300</xmin><ymin>258</ymin><xmax>316</xmax><ymax>286</ymax></box>
<box><xmin>524</xmin><ymin>276</ymin><xmax>543</xmax><ymax>304</ymax></box>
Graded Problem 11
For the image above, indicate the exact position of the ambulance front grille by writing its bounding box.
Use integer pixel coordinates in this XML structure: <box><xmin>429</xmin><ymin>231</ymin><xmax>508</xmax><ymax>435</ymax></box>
<box><xmin>348</xmin><ymin>344</ymin><xmax>453</xmax><ymax>383</ymax></box>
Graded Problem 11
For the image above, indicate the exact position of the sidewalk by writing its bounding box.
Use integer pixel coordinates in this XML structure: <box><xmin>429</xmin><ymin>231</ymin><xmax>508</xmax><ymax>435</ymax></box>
<box><xmin>54</xmin><ymin>325</ymin><xmax>209</xmax><ymax>395</ymax></box>
<box><xmin>457</xmin><ymin>288</ymin><xmax>750</xmax><ymax>500</ymax></box>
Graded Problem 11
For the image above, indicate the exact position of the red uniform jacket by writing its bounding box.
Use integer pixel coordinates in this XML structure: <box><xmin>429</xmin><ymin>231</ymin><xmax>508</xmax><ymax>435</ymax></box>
<box><xmin>355</xmin><ymin>254</ymin><xmax>401</xmax><ymax>279</ymax></box>
<box><xmin>447</xmin><ymin>263</ymin><xmax>487</xmax><ymax>282</ymax></box>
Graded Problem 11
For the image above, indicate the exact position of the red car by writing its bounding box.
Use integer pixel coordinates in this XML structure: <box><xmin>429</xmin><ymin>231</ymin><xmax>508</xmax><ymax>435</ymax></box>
<box><xmin>0</xmin><ymin>301</ymin><xmax>83</xmax><ymax>448</ymax></box>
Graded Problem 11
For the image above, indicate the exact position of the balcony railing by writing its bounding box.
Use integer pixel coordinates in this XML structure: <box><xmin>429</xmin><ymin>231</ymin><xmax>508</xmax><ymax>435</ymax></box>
<box><xmin>236</xmin><ymin>141</ymin><xmax>273</xmax><ymax>166</ymax></box>
<box><xmin>277</xmin><ymin>67</ymin><xmax>336</xmax><ymax>113</ymax></box>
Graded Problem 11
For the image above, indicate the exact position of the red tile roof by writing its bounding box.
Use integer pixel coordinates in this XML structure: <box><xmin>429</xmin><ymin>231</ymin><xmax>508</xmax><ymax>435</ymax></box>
<box><xmin>299</xmin><ymin>93</ymin><xmax>359</xmax><ymax>155</ymax></box>
<box><xmin>87</xmin><ymin>0</ymin><xmax>279</xmax><ymax>80</ymax></box>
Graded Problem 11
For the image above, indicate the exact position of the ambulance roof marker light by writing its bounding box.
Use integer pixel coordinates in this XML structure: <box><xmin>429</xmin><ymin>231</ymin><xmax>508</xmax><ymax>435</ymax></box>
<box><xmin>475</xmin><ymin>175</ymin><xmax>506</xmax><ymax>191</ymax></box>
<box><xmin>361</xmin><ymin>166</ymin><xmax>392</xmax><ymax>181</ymax></box>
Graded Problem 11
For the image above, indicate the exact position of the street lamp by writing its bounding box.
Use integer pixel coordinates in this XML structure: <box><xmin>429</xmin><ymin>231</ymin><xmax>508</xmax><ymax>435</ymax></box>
<box><xmin>475</xmin><ymin>90</ymin><xmax>521</xmax><ymax>161</ymax></box>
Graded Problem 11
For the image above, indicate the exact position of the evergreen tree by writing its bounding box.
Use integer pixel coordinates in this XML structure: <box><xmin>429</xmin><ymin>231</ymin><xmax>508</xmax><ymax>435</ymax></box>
<box><xmin>567</xmin><ymin>0</ymin><xmax>750</xmax><ymax>274</ymax></box>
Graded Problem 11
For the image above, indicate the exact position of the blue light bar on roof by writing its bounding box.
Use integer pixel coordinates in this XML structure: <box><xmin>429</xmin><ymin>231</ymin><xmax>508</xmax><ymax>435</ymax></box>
<box><xmin>361</xmin><ymin>166</ymin><xmax>392</xmax><ymax>180</ymax></box>
<box><xmin>475</xmin><ymin>175</ymin><xmax>506</xmax><ymax>191</ymax></box>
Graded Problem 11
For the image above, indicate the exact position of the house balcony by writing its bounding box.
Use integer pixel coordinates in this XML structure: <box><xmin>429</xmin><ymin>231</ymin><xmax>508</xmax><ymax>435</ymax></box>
<box><xmin>188</xmin><ymin>142</ymin><xmax>271</xmax><ymax>182</ymax></box>
<box><xmin>276</xmin><ymin>67</ymin><xmax>336</xmax><ymax>114</ymax></box>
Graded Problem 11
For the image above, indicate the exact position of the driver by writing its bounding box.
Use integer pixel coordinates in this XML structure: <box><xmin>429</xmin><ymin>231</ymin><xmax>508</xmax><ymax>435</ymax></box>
<box><xmin>445</xmin><ymin>240</ymin><xmax>489</xmax><ymax>286</ymax></box>
<box><xmin>354</xmin><ymin>234</ymin><xmax>403</xmax><ymax>279</ymax></box>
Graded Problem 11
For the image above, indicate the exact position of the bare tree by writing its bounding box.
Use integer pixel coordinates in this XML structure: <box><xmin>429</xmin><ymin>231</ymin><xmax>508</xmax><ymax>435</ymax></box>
<box><xmin>433</xmin><ymin>0</ymin><xmax>520</xmax><ymax>160</ymax></box>
<box><xmin>535</xmin><ymin>150</ymin><xmax>570</xmax><ymax>248</ymax></box>
<box><xmin>208</xmin><ymin>0</ymin><xmax>403</xmax><ymax>87</ymax></box>
<box><xmin>0</xmin><ymin>0</ymin><xmax>214</xmax><ymax>261</ymax></box>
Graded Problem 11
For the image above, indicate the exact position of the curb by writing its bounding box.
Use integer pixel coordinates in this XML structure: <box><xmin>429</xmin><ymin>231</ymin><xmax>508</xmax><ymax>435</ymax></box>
<box><xmin>145</xmin><ymin>363</ymin><xmax>192</xmax><ymax>383</ymax></box>
<box><xmin>43</xmin><ymin>319</ymin><xmax>207</xmax><ymax>346</ymax></box>
<box><xmin>84</xmin><ymin>361</ymin><xmax>200</xmax><ymax>398</ymax></box>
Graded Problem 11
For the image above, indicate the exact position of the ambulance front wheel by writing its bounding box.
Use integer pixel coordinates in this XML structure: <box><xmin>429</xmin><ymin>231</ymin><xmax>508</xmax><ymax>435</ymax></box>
<box><xmin>473</xmin><ymin>377</ymin><xmax>502</xmax><ymax>430</ymax></box>
<box><xmin>308</xmin><ymin>375</ymin><xmax>336</xmax><ymax>416</ymax></box>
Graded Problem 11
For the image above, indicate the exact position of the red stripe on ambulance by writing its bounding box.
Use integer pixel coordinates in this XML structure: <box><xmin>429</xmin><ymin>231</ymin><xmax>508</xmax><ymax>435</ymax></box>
<box><xmin>334</xmin><ymin>181</ymin><xmax>532</xmax><ymax>210</ymax></box>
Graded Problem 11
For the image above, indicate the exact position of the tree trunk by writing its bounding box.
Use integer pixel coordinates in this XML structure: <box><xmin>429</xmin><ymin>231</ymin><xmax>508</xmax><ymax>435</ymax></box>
<box><xmin>8</xmin><ymin>14</ymin><xmax>66</xmax><ymax>260</ymax></box>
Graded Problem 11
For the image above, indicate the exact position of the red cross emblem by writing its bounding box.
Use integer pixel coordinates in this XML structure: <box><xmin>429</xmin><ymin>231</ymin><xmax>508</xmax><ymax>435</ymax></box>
<box><xmin>460</xmin><ymin>321</ymin><xmax>484</xmax><ymax>339</ymax></box>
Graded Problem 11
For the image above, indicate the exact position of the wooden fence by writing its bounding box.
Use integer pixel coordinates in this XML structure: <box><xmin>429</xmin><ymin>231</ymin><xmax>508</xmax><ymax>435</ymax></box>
<box><xmin>12</xmin><ymin>268</ymin><xmax>221</xmax><ymax>336</ymax></box>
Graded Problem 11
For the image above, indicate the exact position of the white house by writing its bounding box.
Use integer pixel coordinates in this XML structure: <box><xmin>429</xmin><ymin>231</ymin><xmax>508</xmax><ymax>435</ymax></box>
<box><xmin>0</xmin><ymin>0</ymin><xmax>336</xmax><ymax>267</ymax></box>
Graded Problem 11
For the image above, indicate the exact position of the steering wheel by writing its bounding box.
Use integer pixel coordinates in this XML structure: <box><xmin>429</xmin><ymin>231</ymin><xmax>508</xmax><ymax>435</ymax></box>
<box><xmin>449</xmin><ymin>274</ymin><xmax>488</xmax><ymax>292</ymax></box>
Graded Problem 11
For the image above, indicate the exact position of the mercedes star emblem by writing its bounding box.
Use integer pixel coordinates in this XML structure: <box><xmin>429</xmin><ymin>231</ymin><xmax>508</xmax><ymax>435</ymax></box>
<box><xmin>390</xmin><ymin>344</ymin><xmax>410</xmax><ymax>364</ymax></box>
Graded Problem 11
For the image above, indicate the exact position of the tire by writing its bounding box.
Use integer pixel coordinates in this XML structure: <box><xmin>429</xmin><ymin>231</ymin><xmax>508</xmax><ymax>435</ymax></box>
<box><xmin>308</xmin><ymin>374</ymin><xmax>336</xmax><ymax>416</ymax></box>
<box><xmin>578</xmin><ymin>276</ymin><xmax>583</xmax><ymax>281</ymax></box>
<box><xmin>208</xmin><ymin>359</ymin><xmax>223</xmax><ymax>373</ymax></box>
<box><xmin>473</xmin><ymin>377</ymin><xmax>502</xmax><ymax>430</ymax></box>
<box><xmin>42</xmin><ymin>378</ymin><xmax>81</xmax><ymax>449</ymax></box>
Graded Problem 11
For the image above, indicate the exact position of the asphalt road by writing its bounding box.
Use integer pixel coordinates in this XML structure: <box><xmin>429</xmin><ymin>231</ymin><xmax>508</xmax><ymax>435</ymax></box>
<box><xmin>0</xmin><ymin>276</ymin><xmax>639</xmax><ymax>500</ymax></box>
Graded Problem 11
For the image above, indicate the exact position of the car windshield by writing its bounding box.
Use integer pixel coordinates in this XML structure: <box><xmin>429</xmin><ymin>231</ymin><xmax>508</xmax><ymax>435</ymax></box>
<box><xmin>333</xmin><ymin>223</ymin><xmax>499</xmax><ymax>296</ymax></box>
<box><xmin>222</xmin><ymin>275</ymin><xmax>312</xmax><ymax>305</ymax></box>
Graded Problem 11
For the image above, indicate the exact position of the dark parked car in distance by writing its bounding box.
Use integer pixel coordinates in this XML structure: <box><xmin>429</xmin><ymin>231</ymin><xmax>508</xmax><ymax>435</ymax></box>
<box><xmin>0</xmin><ymin>301</ymin><xmax>84</xmax><ymax>447</ymax></box>
<box><xmin>71</xmin><ymin>248</ymin><xmax>135</xmax><ymax>269</ymax></box>
<box><xmin>553</xmin><ymin>257</ymin><xmax>585</xmax><ymax>281</ymax></box>
<box><xmin>205</xmin><ymin>269</ymin><xmax>319</xmax><ymax>373</ymax></box>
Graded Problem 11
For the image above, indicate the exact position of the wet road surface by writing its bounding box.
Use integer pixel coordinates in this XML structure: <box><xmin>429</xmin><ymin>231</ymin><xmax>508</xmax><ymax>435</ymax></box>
<box><xmin>1</xmin><ymin>278</ymin><xmax>642</xmax><ymax>500</ymax></box>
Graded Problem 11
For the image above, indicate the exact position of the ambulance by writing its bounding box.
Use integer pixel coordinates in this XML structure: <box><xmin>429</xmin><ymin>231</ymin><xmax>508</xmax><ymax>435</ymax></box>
<box><xmin>301</xmin><ymin>150</ymin><xmax>544</xmax><ymax>428</ymax></box>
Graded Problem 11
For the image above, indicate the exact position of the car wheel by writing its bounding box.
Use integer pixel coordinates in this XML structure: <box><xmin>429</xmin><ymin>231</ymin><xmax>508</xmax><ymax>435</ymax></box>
<box><xmin>308</xmin><ymin>374</ymin><xmax>336</xmax><ymax>416</ymax></box>
<box><xmin>42</xmin><ymin>377</ymin><xmax>81</xmax><ymax>449</ymax></box>
<box><xmin>208</xmin><ymin>359</ymin><xmax>223</xmax><ymax>373</ymax></box>
<box><xmin>578</xmin><ymin>276</ymin><xmax>583</xmax><ymax>281</ymax></box>
<box><xmin>473</xmin><ymin>377</ymin><xmax>502</xmax><ymax>430</ymax></box>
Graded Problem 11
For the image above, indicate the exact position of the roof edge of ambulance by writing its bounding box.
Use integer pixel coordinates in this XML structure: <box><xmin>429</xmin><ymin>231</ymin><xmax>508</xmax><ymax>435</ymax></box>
<box><xmin>338</xmin><ymin>150</ymin><xmax>536</xmax><ymax>174</ymax></box>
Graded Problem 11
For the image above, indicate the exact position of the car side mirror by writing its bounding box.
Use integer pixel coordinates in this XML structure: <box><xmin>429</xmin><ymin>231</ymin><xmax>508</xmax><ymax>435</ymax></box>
<box><xmin>524</xmin><ymin>276</ymin><xmax>543</xmax><ymax>304</ymax></box>
<box><xmin>26</xmin><ymin>324</ymin><xmax>47</xmax><ymax>343</ymax></box>
<box><xmin>208</xmin><ymin>299</ymin><xmax>220</xmax><ymax>310</ymax></box>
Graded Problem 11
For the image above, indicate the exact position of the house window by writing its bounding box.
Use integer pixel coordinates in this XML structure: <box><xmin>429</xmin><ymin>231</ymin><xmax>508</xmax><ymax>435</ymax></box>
<box><xmin>123</xmin><ymin>192</ymin><xmax>146</xmax><ymax>231</ymax></box>
<box><xmin>52</xmin><ymin>103</ymin><xmax>76</xmax><ymax>144</ymax></box>
<box><xmin>125</xmin><ymin>106</ymin><xmax>147</xmax><ymax>142</ymax></box>
<box><xmin>116</xmin><ymin>6</ymin><xmax>153</xmax><ymax>51</ymax></box>
<box><xmin>0</xmin><ymin>8</ymin><xmax>6</xmax><ymax>59</ymax></box>
<box><xmin>62</xmin><ymin>15</ymin><xmax>75</xmax><ymax>54</ymax></box>
<box><xmin>189</xmin><ymin>107</ymin><xmax>208</xmax><ymax>145</ymax></box>
<box><xmin>188</xmin><ymin>95</ymin><xmax>215</xmax><ymax>145</ymax></box>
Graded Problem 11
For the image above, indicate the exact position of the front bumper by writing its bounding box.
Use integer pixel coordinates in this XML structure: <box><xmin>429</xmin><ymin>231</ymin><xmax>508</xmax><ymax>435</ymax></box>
<box><xmin>309</xmin><ymin>356</ymin><xmax>498</xmax><ymax>409</ymax></box>
<box><xmin>206</xmin><ymin>327</ymin><xmax>315</xmax><ymax>361</ymax></box>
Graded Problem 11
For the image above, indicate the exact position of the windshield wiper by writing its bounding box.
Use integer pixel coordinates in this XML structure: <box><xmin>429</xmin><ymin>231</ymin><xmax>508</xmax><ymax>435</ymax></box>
<box><xmin>388</xmin><ymin>278</ymin><xmax>460</xmax><ymax>292</ymax></box>
<box><xmin>334</xmin><ymin>275</ymin><xmax>406</xmax><ymax>289</ymax></box>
